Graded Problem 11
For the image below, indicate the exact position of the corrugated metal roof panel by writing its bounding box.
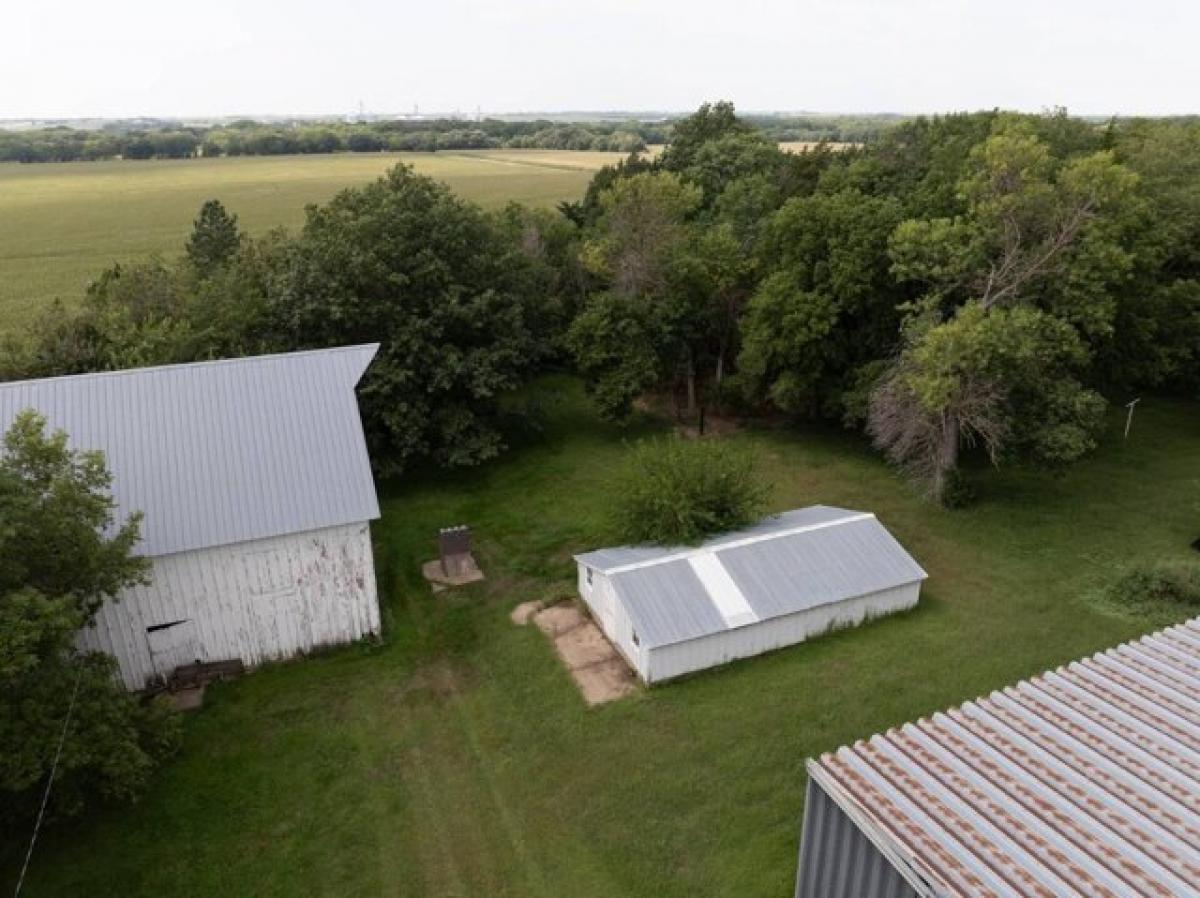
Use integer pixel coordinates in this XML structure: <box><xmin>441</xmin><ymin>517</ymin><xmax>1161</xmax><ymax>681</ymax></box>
<box><xmin>721</xmin><ymin>517</ymin><xmax>928</xmax><ymax>620</ymax></box>
<box><xmin>578</xmin><ymin>506</ymin><xmax>925</xmax><ymax>648</ymax></box>
<box><xmin>611</xmin><ymin>559</ymin><xmax>728</xmax><ymax>647</ymax></box>
<box><xmin>0</xmin><ymin>345</ymin><xmax>380</xmax><ymax>557</ymax></box>
<box><xmin>806</xmin><ymin>618</ymin><xmax>1200</xmax><ymax>898</ymax></box>
<box><xmin>574</xmin><ymin>505</ymin><xmax>860</xmax><ymax>572</ymax></box>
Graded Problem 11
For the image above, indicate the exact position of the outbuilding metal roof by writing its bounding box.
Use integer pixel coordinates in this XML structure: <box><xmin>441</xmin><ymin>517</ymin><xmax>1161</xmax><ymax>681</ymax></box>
<box><xmin>575</xmin><ymin>507</ymin><xmax>927</xmax><ymax>648</ymax></box>
<box><xmin>806</xmin><ymin>618</ymin><xmax>1200</xmax><ymax>898</ymax></box>
<box><xmin>0</xmin><ymin>345</ymin><xmax>380</xmax><ymax>558</ymax></box>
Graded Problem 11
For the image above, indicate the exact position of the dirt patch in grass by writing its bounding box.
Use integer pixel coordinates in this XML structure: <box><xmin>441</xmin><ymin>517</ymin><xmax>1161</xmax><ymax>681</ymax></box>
<box><xmin>677</xmin><ymin>413</ymin><xmax>744</xmax><ymax>440</ymax></box>
<box><xmin>396</xmin><ymin>659</ymin><xmax>474</xmax><ymax>704</ymax></box>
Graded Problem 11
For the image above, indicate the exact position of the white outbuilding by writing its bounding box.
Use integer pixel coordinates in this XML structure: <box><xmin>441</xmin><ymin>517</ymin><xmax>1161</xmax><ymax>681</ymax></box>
<box><xmin>574</xmin><ymin>506</ymin><xmax>926</xmax><ymax>683</ymax></box>
<box><xmin>0</xmin><ymin>345</ymin><xmax>383</xmax><ymax>691</ymax></box>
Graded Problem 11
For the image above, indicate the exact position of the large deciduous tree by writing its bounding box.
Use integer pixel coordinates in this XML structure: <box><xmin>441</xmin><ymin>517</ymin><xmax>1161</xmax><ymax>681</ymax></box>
<box><xmin>570</xmin><ymin>172</ymin><xmax>702</xmax><ymax>418</ymax></box>
<box><xmin>1</xmin><ymin>412</ymin><xmax>178</xmax><ymax>825</ymax></box>
<box><xmin>870</xmin><ymin>121</ymin><xmax>1137</xmax><ymax>501</ymax></box>
<box><xmin>275</xmin><ymin>165</ymin><xmax>539</xmax><ymax>473</ymax></box>
<box><xmin>738</xmin><ymin>189</ymin><xmax>905</xmax><ymax>417</ymax></box>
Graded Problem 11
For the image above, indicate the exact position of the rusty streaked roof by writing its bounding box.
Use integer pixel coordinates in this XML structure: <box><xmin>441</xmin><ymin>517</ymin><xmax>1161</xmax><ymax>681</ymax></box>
<box><xmin>806</xmin><ymin>618</ymin><xmax>1200</xmax><ymax>898</ymax></box>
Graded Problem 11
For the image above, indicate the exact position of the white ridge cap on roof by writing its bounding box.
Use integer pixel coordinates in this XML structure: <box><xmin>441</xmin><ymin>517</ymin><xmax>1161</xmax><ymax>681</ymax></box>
<box><xmin>603</xmin><ymin>511</ymin><xmax>874</xmax><ymax>574</ymax></box>
<box><xmin>687</xmin><ymin>551</ymin><xmax>758</xmax><ymax>628</ymax></box>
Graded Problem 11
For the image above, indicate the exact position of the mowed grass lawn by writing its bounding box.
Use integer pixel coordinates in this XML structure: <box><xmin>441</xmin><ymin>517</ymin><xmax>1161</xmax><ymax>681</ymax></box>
<box><xmin>0</xmin><ymin>151</ymin><xmax>617</xmax><ymax>333</ymax></box>
<box><xmin>3</xmin><ymin>378</ymin><xmax>1198</xmax><ymax>897</ymax></box>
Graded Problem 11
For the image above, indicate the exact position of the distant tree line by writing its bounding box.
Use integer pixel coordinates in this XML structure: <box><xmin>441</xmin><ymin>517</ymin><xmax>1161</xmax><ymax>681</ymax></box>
<box><xmin>742</xmin><ymin>112</ymin><xmax>911</xmax><ymax>143</ymax></box>
<box><xmin>0</xmin><ymin>118</ymin><xmax>667</xmax><ymax>163</ymax></box>
<box><xmin>0</xmin><ymin>112</ymin><xmax>916</xmax><ymax>164</ymax></box>
<box><xmin>4</xmin><ymin>102</ymin><xmax>1199</xmax><ymax>507</ymax></box>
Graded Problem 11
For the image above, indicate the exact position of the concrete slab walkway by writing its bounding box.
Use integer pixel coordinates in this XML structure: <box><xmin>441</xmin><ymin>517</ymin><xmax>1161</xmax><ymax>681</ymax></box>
<box><xmin>519</xmin><ymin>602</ymin><xmax>637</xmax><ymax>705</ymax></box>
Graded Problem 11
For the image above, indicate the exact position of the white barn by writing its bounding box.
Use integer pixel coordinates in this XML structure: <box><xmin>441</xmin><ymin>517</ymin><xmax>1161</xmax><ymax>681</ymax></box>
<box><xmin>574</xmin><ymin>506</ymin><xmax>926</xmax><ymax>684</ymax></box>
<box><xmin>0</xmin><ymin>345</ymin><xmax>383</xmax><ymax>691</ymax></box>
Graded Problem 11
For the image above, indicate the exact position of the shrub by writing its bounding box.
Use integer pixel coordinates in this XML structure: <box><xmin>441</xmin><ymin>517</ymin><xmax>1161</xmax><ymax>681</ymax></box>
<box><xmin>612</xmin><ymin>437</ymin><xmax>768</xmax><ymax>544</ymax></box>
<box><xmin>1106</xmin><ymin>562</ymin><xmax>1200</xmax><ymax>619</ymax></box>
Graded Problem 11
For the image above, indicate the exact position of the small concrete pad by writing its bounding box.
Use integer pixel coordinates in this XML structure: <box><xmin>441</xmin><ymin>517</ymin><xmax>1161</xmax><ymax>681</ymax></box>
<box><xmin>510</xmin><ymin>600</ymin><xmax>543</xmax><ymax>626</ymax></box>
<box><xmin>574</xmin><ymin>658</ymin><xmax>638</xmax><ymax>706</ymax></box>
<box><xmin>554</xmin><ymin>623</ymin><xmax>617</xmax><ymax>669</ymax></box>
<box><xmin>422</xmin><ymin>559</ymin><xmax>486</xmax><ymax>592</ymax></box>
<box><xmin>532</xmin><ymin>602</ymin><xmax>637</xmax><ymax>705</ymax></box>
<box><xmin>533</xmin><ymin>603</ymin><xmax>588</xmax><ymax>638</ymax></box>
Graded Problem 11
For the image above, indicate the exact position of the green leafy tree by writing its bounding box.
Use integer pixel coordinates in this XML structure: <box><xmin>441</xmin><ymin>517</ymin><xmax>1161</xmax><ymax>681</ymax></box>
<box><xmin>275</xmin><ymin>165</ymin><xmax>538</xmax><ymax>472</ymax></box>
<box><xmin>676</xmin><ymin>132</ymin><xmax>789</xmax><ymax>208</ymax></box>
<box><xmin>1104</xmin><ymin>119</ymin><xmax>1200</xmax><ymax>390</ymax></box>
<box><xmin>491</xmin><ymin>202</ymin><xmax>591</xmax><ymax>361</ymax></box>
<box><xmin>574</xmin><ymin>171</ymin><xmax>754</xmax><ymax>420</ymax></box>
<box><xmin>660</xmin><ymin>101</ymin><xmax>754</xmax><ymax>174</ymax></box>
<box><xmin>581</xmin><ymin>171</ymin><xmax>701</xmax><ymax>298</ymax></box>
<box><xmin>1</xmin><ymin>411</ymin><xmax>179</xmax><ymax>824</ymax></box>
<box><xmin>612</xmin><ymin>437</ymin><xmax>768</xmax><ymax>544</ymax></box>
<box><xmin>738</xmin><ymin>190</ymin><xmax>905</xmax><ymax>417</ymax></box>
<box><xmin>568</xmin><ymin>292</ymin><xmax>665</xmax><ymax>420</ymax></box>
<box><xmin>185</xmin><ymin>199</ymin><xmax>242</xmax><ymax>276</ymax></box>
<box><xmin>868</xmin><ymin>303</ymin><xmax>1104</xmax><ymax>502</ymax></box>
<box><xmin>871</xmin><ymin>123</ymin><xmax>1136</xmax><ymax>501</ymax></box>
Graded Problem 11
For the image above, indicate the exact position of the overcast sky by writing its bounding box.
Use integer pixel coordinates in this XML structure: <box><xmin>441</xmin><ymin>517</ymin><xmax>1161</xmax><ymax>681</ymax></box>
<box><xmin>6</xmin><ymin>0</ymin><xmax>1198</xmax><ymax>119</ymax></box>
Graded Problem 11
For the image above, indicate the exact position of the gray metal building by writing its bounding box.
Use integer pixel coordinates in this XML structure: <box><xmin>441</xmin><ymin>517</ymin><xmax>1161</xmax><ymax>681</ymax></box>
<box><xmin>575</xmin><ymin>506</ymin><xmax>927</xmax><ymax>683</ymax></box>
<box><xmin>0</xmin><ymin>345</ymin><xmax>382</xmax><ymax>689</ymax></box>
<box><xmin>794</xmin><ymin>618</ymin><xmax>1200</xmax><ymax>897</ymax></box>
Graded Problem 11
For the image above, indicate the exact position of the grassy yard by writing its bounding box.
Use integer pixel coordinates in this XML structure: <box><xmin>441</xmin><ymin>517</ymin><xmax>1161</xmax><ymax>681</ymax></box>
<box><xmin>3</xmin><ymin>378</ymin><xmax>1197</xmax><ymax>897</ymax></box>
<box><xmin>0</xmin><ymin>151</ymin><xmax>616</xmax><ymax>333</ymax></box>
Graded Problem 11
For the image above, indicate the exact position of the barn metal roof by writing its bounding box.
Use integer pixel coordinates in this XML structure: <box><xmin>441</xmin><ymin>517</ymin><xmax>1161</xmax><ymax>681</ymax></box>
<box><xmin>806</xmin><ymin>618</ymin><xmax>1200</xmax><ymax>898</ymax></box>
<box><xmin>575</xmin><ymin>507</ymin><xmax>927</xmax><ymax>648</ymax></box>
<box><xmin>0</xmin><ymin>345</ymin><xmax>380</xmax><ymax>558</ymax></box>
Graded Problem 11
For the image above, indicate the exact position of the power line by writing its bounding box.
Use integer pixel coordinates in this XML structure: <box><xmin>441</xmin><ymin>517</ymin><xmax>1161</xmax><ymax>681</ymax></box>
<box><xmin>13</xmin><ymin>665</ymin><xmax>83</xmax><ymax>898</ymax></box>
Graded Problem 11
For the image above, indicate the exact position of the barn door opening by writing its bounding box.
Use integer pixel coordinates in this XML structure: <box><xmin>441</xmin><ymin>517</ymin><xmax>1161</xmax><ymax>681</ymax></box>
<box><xmin>145</xmin><ymin>619</ymin><xmax>201</xmax><ymax>682</ymax></box>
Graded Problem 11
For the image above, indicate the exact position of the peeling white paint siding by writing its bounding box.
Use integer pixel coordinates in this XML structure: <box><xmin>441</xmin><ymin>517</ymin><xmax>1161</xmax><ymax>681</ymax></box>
<box><xmin>644</xmin><ymin>582</ymin><xmax>920</xmax><ymax>684</ymax></box>
<box><xmin>77</xmin><ymin>522</ymin><xmax>379</xmax><ymax>691</ymax></box>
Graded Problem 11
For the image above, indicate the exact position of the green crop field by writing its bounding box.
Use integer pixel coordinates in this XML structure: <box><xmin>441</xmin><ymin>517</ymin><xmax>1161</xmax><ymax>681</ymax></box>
<box><xmin>3</xmin><ymin>378</ymin><xmax>1195</xmax><ymax>898</ymax></box>
<box><xmin>0</xmin><ymin>151</ymin><xmax>617</xmax><ymax>334</ymax></box>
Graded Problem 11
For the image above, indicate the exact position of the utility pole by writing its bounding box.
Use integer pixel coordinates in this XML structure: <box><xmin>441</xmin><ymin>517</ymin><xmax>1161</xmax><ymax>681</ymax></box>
<box><xmin>1124</xmin><ymin>397</ymin><xmax>1140</xmax><ymax>439</ymax></box>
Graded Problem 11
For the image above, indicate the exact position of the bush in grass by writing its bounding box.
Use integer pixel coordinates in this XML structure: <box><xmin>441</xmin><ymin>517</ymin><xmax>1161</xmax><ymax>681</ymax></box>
<box><xmin>1108</xmin><ymin>562</ymin><xmax>1200</xmax><ymax>616</ymax></box>
<box><xmin>612</xmin><ymin>437</ymin><xmax>768</xmax><ymax>545</ymax></box>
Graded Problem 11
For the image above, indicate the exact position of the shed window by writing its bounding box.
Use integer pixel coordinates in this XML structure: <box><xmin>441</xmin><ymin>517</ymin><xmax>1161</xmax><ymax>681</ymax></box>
<box><xmin>632</xmin><ymin>629</ymin><xmax>640</xmax><ymax>646</ymax></box>
<box><xmin>586</xmin><ymin>567</ymin><xmax>593</xmax><ymax>587</ymax></box>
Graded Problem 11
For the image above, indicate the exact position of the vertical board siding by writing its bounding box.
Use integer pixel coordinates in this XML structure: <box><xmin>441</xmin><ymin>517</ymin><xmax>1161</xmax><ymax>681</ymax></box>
<box><xmin>78</xmin><ymin>522</ymin><xmax>379</xmax><ymax>690</ymax></box>
<box><xmin>796</xmin><ymin>778</ymin><xmax>920</xmax><ymax>898</ymax></box>
<box><xmin>643</xmin><ymin>583</ymin><xmax>920</xmax><ymax>684</ymax></box>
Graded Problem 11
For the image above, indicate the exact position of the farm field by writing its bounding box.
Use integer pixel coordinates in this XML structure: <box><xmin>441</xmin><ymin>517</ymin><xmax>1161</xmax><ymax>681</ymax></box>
<box><xmin>0</xmin><ymin>151</ymin><xmax>618</xmax><ymax>334</ymax></box>
<box><xmin>3</xmin><ymin>377</ymin><xmax>1196</xmax><ymax>898</ymax></box>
